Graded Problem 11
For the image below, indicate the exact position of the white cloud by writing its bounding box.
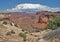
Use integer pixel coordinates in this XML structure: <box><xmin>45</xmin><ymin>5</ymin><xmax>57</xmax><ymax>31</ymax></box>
<box><xmin>7</xmin><ymin>3</ymin><xmax>60</xmax><ymax>12</ymax></box>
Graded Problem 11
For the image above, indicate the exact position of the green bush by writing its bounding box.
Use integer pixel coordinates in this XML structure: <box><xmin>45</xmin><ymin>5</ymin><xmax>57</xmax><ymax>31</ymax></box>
<box><xmin>47</xmin><ymin>20</ymin><xmax>57</xmax><ymax>30</ymax></box>
<box><xmin>14</xmin><ymin>24</ymin><xmax>18</xmax><ymax>27</ymax></box>
<box><xmin>46</xmin><ymin>17</ymin><xmax>60</xmax><ymax>30</ymax></box>
<box><xmin>55</xmin><ymin>17</ymin><xmax>60</xmax><ymax>27</ymax></box>
<box><xmin>10</xmin><ymin>30</ymin><xmax>15</xmax><ymax>34</ymax></box>
<box><xmin>10</xmin><ymin>23</ymin><xmax>13</xmax><ymax>26</ymax></box>
<box><xmin>6</xmin><ymin>32</ymin><xmax>11</xmax><ymax>35</ymax></box>
<box><xmin>6</xmin><ymin>30</ymin><xmax>15</xmax><ymax>35</ymax></box>
<box><xmin>22</xmin><ymin>29</ymin><xmax>25</xmax><ymax>32</ymax></box>
<box><xmin>3</xmin><ymin>21</ymin><xmax>7</xmax><ymax>25</ymax></box>
<box><xmin>35</xmin><ymin>29</ymin><xmax>40</xmax><ymax>32</ymax></box>
<box><xmin>22</xmin><ymin>29</ymin><xmax>28</xmax><ymax>34</ymax></box>
<box><xmin>19</xmin><ymin>32</ymin><xmax>26</xmax><ymax>42</ymax></box>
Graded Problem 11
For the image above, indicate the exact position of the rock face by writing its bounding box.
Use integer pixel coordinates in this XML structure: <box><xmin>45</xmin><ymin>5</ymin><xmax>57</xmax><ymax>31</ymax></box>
<box><xmin>10</xmin><ymin>12</ymin><xmax>33</xmax><ymax>29</ymax></box>
<box><xmin>33</xmin><ymin>12</ymin><xmax>49</xmax><ymax>29</ymax></box>
<box><xmin>33</xmin><ymin>11</ymin><xmax>60</xmax><ymax>29</ymax></box>
<box><xmin>0</xmin><ymin>11</ymin><xmax>60</xmax><ymax>30</ymax></box>
<box><xmin>40</xmin><ymin>28</ymin><xmax>60</xmax><ymax>42</ymax></box>
<box><xmin>10</xmin><ymin>12</ymin><xmax>49</xmax><ymax>29</ymax></box>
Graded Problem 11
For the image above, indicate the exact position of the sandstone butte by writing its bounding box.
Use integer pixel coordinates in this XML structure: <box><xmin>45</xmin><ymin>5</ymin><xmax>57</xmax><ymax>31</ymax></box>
<box><xmin>0</xmin><ymin>11</ymin><xmax>60</xmax><ymax>30</ymax></box>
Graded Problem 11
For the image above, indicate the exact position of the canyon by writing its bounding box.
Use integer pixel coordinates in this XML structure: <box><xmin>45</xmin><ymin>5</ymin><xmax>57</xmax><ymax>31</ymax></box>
<box><xmin>0</xmin><ymin>11</ymin><xmax>60</xmax><ymax>42</ymax></box>
<box><xmin>0</xmin><ymin>11</ymin><xmax>60</xmax><ymax>30</ymax></box>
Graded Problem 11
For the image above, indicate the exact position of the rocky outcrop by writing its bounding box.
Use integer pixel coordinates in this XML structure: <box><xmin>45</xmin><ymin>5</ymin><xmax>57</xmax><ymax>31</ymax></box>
<box><xmin>32</xmin><ymin>11</ymin><xmax>60</xmax><ymax>29</ymax></box>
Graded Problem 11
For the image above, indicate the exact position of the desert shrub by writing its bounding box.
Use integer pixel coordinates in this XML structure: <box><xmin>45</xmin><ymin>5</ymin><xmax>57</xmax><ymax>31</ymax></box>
<box><xmin>6</xmin><ymin>30</ymin><xmax>15</xmax><ymax>35</ymax></box>
<box><xmin>55</xmin><ymin>17</ymin><xmax>60</xmax><ymax>27</ymax></box>
<box><xmin>22</xmin><ymin>29</ymin><xmax>25</xmax><ymax>32</ymax></box>
<box><xmin>47</xmin><ymin>20</ymin><xmax>57</xmax><ymax>30</ymax></box>
<box><xmin>6</xmin><ymin>32</ymin><xmax>11</xmax><ymax>35</ymax></box>
<box><xmin>10</xmin><ymin>23</ymin><xmax>13</xmax><ymax>26</ymax></box>
<box><xmin>34</xmin><ymin>35</ymin><xmax>38</xmax><ymax>37</ymax></box>
<box><xmin>30</xmin><ymin>33</ymin><xmax>33</xmax><ymax>35</ymax></box>
<box><xmin>35</xmin><ymin>29</ymin><xmax>40</xmax><ymax>32</ymax></box>
<box><xmin>10</xmin><ymin>30</ymin><xmax>15</xmax><ymax>34</ymax></box>
<box><xmin>32</xmin><ymin>28</ymin><xmax>40</xmax><ymax>32</ymax></box>
<box><xmin>19</xmin><ymin>32</ymin><xmax>26</xmax><ymax>42</ymax></box>
<box><xmin>22</xmin><ymin>29</ymin><xmax>28</xmax><ymax>34</ymax></box>
<box><xmin>0</xmin><ymin>19</ymin><xmax>2</xmax><ymax>21</ymax></box>
<box><xmin>46</xmin><ymin>17</ymin><xmax>60</xmax><ymax>30</ymax></box>
<box><xmin>14</xmin><ymin>24</ymin><xmax>18</xmax><ymax>27</ymax></box>
<box><xmin>3</xmin><ymin>21</ymin><xmax>7</xmax><ymax>25</ymax></box>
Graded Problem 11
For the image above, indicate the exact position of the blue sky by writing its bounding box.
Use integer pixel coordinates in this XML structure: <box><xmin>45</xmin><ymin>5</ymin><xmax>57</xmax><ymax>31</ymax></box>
<box><xmin>0</xmin><ymin>0</ymin><xmax>60</xmax><ymax>12</ymax></box>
